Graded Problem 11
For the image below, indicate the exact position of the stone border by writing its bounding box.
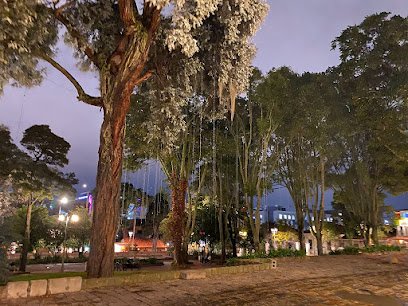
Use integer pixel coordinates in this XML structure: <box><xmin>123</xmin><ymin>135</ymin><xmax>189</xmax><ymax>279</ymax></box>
<box><xmin>2</xmin><ymin>260</ymin><xmax>276</xmax><ymax>299</ymax></box>
<box><xmin>2</xmin><ymin>277</ymin><xmax>82</xmax><ymax>299</ymax></box>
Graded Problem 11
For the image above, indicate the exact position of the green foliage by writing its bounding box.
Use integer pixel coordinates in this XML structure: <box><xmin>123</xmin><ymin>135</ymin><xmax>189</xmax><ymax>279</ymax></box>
<box><xmin>329</xmin><ymin>246</ymin><xmax>360</xmax><ymax>255</ymax></box>
<box><xmin>240</xmin><ymin>248</ymin><xmax>305</xmax><ymax>259</ymax></box>
<box><xmin>21</xmin><ymin>125</ymin><xmax>70</xmax><ymax>167</ymax></box>
<box><xmin>139</xmin><ymin>258</ymin><xmax>164</xmax><ymax>265</ymax></box>
<box><xmin>67</xmin><ymin>207</ymin><xmax>92</xmax><ymax>249</ymax></box>
<box><xmin>5</xmin><ymin>206</ymin><xmax>53</xmax><ymax>251</ymax></box>
<box><xmin>330</xmin><ymin>245</ymin><xmax>401</xmax><ymax>255</ymax></box>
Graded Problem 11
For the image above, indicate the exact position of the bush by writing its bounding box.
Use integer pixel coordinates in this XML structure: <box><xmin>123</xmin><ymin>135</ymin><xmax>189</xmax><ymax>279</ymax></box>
<box><xmin>240</xmin><ymin>248</ymin><xmax>305</xmax><ymax>259</ymax></box>
<box><xmin>268</xmin><ymin>248</ymin><xmax>305</xmax><ymax>258</ymax></box>
<box><xmin>329</xmin><ymin>246</ymin><xmax>360</xmax><ymax>255</ymax></box>
<box><xmin>139</xmin><ymin>258</ymin><xmax>163</xmax><ymax>265</ymax></box>
<box><xmin>330</xmin><ymin>245</ymin><xmax>402</xmax><ymax>255</ymax></box>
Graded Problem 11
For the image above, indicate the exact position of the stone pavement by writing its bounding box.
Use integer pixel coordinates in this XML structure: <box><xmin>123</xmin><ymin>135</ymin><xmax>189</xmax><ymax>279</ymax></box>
<box><xmin>3</xmin><ymin>253</ymin><xmax>408</xmax><ymax>306</ymax></box>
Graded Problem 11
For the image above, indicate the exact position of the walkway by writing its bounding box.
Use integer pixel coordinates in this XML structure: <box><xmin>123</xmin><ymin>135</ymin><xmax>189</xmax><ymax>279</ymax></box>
<box><xmin>4</xmin><ymin>253</ymin><xmax>408</xmax><ymax>305</ymax></box>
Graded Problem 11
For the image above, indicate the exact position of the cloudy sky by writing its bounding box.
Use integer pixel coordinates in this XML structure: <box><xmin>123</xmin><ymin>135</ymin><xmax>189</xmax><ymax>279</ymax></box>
<box><xmin>1</xmin><ymin>0</ymin><xmax>407</xmax><ymax>209</ymax></box>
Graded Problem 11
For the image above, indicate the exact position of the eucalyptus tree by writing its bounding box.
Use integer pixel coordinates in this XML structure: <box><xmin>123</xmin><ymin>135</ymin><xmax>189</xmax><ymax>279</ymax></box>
<box><xmin>297</xmin><ymin>72</ymin><xmax>342</xmax><ymax>255</ymax></box>
<box><xmin>233</xmin><ymin>67</ymin><xmax>291</xmax><ymax>251</ymax></box>
<box><xmin>126</xmin><ymin>97</ymin><xmax>208</xmax><ymax>265</ymax></box>
<box><xmin>331</xmin><ymin>12</ymin><xmax>408</xmax><ymax>245</ymax></box>
<box><xmin>1</xmin><ymin>0</ymin><xmax>268</xmax><ymax>277</ymax></box>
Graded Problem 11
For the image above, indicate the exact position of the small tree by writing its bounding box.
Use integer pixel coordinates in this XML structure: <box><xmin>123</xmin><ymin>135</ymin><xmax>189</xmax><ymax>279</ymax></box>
<box><xmin>67</xmin><ymin>207</ymin><xmax>92</xmax><ymax>256</ymax></box>
<box><xmin>13</xmin><ymin>125</ymin><xmax>77</xmax><ymax>272</ymax></box>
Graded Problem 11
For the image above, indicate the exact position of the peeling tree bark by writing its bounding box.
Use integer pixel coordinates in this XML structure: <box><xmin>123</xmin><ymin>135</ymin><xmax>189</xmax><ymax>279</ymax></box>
<box><xmin>170</xmin><ymin>174</ymin><xmax>188</xmax><ymax>266</ymax></box>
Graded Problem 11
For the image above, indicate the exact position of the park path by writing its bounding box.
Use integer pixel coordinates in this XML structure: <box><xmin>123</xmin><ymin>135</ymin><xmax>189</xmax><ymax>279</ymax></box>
<box><xmin>3</xmin><ymin>253</ymin><xmax>408</xmax><ymax>305</ymax></box>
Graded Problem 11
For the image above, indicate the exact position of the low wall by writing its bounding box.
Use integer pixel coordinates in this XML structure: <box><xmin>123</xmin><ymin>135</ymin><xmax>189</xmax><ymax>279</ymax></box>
<box><xmin>3</xmin><ymin>259</ymin><xmax>277</xmax><ymax>300</ymax></box>
<box><xmin>2</xmin><ymin>277</ymin><xmax>82</xmax><ymax>299</ymax></box>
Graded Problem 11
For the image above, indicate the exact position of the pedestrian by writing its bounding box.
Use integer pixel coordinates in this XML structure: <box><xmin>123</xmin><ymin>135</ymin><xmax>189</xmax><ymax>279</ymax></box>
<box><xmin>198</xmin><ymin>245</ymin><xmax>202</xmax><ymax>263</ymax></box>
<box><xmin>201</xmin><ymin>245</ymin><xmax>206</xmax><ymax>263</ymax></box>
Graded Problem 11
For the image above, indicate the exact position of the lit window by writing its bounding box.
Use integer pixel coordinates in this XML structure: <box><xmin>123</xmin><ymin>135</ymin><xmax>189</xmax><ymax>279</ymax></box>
<box><xmin>279</xmin><ymin>214</ymin><xmax>282</xmax><ymax>219</ymax></box>
<box><xmin>284</xmin><ymin>215</ymin><xmax>287</xmax><ymax>219</ymax></box>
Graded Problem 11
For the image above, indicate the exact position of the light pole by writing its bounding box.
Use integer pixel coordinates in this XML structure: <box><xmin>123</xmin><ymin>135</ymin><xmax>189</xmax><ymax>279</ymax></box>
<box><xmin>59</xmin><ymin>197</ymin><xmax>68</xmax><ymax>215</ymax></box>
<box><xmin>58</xmin><ymin>214</ymin><xmax>79</xmax><ymax>272</ymax></box>
<box><xmin>271</xmin><ymin>227</ymin><xmax>278</xmax><ymax>249</ymax></box>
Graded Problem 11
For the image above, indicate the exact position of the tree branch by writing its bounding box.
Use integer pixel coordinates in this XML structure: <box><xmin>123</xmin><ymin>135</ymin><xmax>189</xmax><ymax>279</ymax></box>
<box><xmin>39</xmin><ymin>52</ymin><xmax>102</xmax><ymax>107</ymax></box>
<box><xmin>119</xmin><ymin>0</ymin><xmax>139</xmax><ymax>31</ymax></box>
<box><xmin>134</xmin><ymin>70</ymin><xmax>154</xmax><ymax>85</ymax></box>
<box><xmin>52</xmin><ymin>2</ymin><xmax>101</xmax><ymax>69</ymax></box>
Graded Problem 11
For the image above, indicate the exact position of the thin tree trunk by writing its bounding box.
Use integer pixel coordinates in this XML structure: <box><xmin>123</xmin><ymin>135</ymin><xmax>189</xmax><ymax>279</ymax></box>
<box><xmin>254</xmin><ymin>185</ymin><xmax>262</xmax><ymax>252</ymax></box>
<box><xmin>20</xmin><ymin>200</ymin><xmax>33</xmax><ymax>272</ymax></box>
<box><xmin>228</xmin><ymin>214</ymin><xmax>237</xmax><ymax>257</ymax></box>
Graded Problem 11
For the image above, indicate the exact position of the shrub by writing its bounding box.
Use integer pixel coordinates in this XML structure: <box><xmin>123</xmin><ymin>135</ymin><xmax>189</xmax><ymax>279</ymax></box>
<box><xmin>240</xmin><ymin>248</ymin><xmax>305</xmax><ymax>259</ymax></box>
<box><xmin>329</xmin><ymin>246</ymin><xmax>360</xmax><ymax>255</ymax></box>
<box><xmin>139</xmin><ymin>258</ymin><xmax>163</xmax><ymax>265</ymax></box>
<box><xmin>268</xmin><ymin>248</ymin><xmax>305</xmax><ymax>258</ymax></box>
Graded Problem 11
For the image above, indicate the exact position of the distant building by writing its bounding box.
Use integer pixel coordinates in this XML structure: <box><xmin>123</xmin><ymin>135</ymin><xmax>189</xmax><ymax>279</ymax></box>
<box><xmin>266</xmin><ymin>205</ymin><xmax>297</xmax><ymax>226</ymax></box>
<box><xmin>395</xmin><ymin>209</ymin><xmax>408</xmax><ymax>236</ymax></box>
<box><xmin>75</xmin><ymin>192</ymin><xmax>93</xmax><ymax>215</ymax></box>
<box><xmin>264</xmin><ymin>205</ymin><xmax>336</xmax><ymax>229</ymax></box>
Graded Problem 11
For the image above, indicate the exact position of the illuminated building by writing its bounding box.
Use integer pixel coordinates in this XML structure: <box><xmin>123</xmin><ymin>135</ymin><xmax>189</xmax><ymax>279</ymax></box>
<box><xmin>395</xmin><ymin>209</ymin><xmax>408</xmax><ymax>237</ymax></box>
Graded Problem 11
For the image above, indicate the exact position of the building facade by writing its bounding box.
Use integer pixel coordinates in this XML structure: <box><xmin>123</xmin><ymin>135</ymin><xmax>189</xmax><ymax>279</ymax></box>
<box><xmin>395</xmin><ymin>209</ymin><xmax>408</xmax><ymax>236</ymax></box>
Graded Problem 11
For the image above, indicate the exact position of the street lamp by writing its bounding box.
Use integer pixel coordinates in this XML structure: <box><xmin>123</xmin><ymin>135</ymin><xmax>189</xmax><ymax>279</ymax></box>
<box><xmin>59</xmin><ymin>197</ymin><xmax>69</xmax><ymax>214</ymax></box>
<box><xmin>58</xmin><ymin>214</ymin><xmax>79</xmax><ymax>272</ymax></box>
<box><xmin>271</xmin><ymin>227</ymin><xmax>278</xmax><ymax>250</ymax></box>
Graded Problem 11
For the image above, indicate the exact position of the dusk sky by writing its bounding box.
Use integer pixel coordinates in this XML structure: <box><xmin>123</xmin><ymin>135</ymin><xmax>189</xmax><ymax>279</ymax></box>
<box><xmin>1</xmin><ymin>0</ymin><xmax>407</xmax><ymax>210</ymax></box>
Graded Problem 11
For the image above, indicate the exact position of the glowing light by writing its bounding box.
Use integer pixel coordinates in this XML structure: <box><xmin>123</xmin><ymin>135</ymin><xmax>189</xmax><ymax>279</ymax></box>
<box><xmin>82</xmin><ymin>184</ymin><xmax>87</xmax><ymax>188</ymax></box>
<box><xmin>60</xmin><ymin>197</ymin><xmax>68</xmax><ymax>204</ymax></box>
<box><xmin>71</xmin><ymin>214</ymin><xmax>79</xmax><ymax>222</ymax></box>
<box><xmin>58</xmin><ymin>215</ymin><xmax>65</xmax><ymax>221</ymax></box>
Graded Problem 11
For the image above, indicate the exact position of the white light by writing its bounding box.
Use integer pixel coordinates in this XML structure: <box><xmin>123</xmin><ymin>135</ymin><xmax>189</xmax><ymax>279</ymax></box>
<box><xmin>71</xmin><ymin>214</ymin><xmax>79</xmax><ymax>222</ymax></box>
<box><xmin>58</xmin><ymin>215</ymin><xmax>65</xmax><ymax>222</ymax></box>
<box><xmin>82</xmin><ymin>184</ymin><xmax>87</xmax><ymax>188</ymax></box>
<box><xmin>60</xmin><ymin>197</ymin><xmax>68</xmax><ymax>204</ymax></box>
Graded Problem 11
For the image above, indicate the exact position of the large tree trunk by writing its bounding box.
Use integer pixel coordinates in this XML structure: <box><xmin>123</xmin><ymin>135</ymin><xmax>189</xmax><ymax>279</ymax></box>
<box><xmin>170</xmin><ymin>174</ymin><xmax>188</xmax><ymax>266</ymax></box>
<box><xmin>316</xmin><ymin>232</ymin><xmax>323</xmax><ymax>255</ymax></box>
<box><xmin>294</xmin><ymin>201</ymin><xmax>305</xmax><ymax>251</ymax></box>
<box><xmin>19</xmin><ymin>201</ymin><xmax>33</xmax><ymax>272</ymax></box>
<box><xmin>87</xmin><ymin>93</ymin><xmax>129</xmax><ymax>278</ymax></box>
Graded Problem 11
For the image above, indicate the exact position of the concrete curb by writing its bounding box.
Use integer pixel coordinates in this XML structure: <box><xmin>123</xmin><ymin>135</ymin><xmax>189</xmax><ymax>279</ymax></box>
<box><xmin>4</xmin><ymin>276</ymin><xmax>82</xmax><ymax>299</ymax></box>
<box><xmin>3</xmin><ymin>260</ymin><xmax>277</xmax><ymax>299</ymax></box>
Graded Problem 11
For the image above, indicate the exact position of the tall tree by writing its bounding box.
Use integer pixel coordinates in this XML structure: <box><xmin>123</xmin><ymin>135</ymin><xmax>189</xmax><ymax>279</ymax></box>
<box><xmin>331</xmin><ymin>12</ymin><xmax>408</xmax><ymax>245</ymax></box>
<box><xmin>235</xmin><ymin>67</ymin><xmax>298</xmax><ymax>250</ymax></box>
<box><xmin>15</xmin><ymin>125</ymin><xmax>77</xmax><ymax>272</ymax></box>
<box><xmin>2</xmin><ymin>0</ymin><xmax>268</xmax><ymax>277</ymax></box>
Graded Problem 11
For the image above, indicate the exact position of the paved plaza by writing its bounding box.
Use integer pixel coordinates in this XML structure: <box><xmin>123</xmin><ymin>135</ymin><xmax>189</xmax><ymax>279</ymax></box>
<box><xmin>3</xmin><ymin>253</ymin><xmax>408</xmax><ymax>305</ymax></box>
